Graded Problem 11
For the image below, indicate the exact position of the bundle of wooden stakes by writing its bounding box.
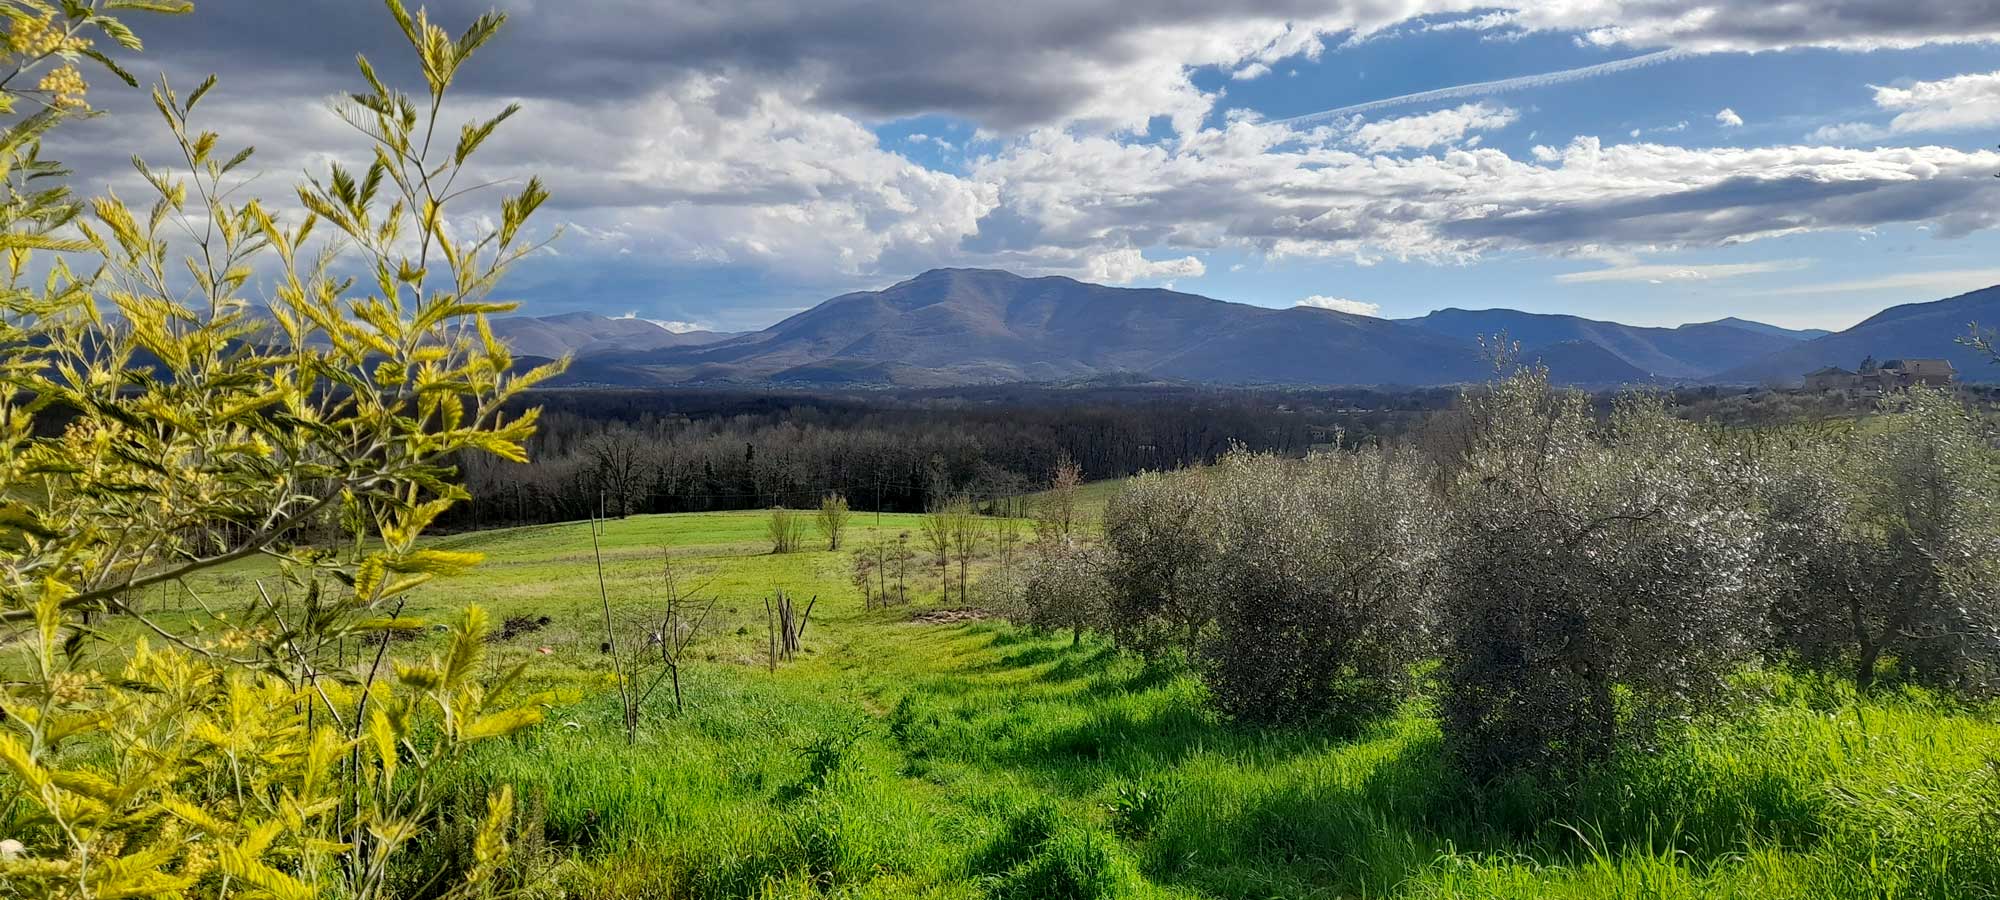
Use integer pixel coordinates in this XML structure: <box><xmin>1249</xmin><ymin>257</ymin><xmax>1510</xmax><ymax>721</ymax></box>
<box><xmin>764</xmin><ymin>589</ymin><xmax>816</xmax><ymax>671</ymax></box>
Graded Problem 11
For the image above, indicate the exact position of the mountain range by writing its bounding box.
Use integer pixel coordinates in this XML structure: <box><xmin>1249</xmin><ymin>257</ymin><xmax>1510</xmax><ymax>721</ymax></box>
<box><xmin>508</xmin><ymin>269</ymin><xmax>2000</xmax><ymax>388</ymax></box>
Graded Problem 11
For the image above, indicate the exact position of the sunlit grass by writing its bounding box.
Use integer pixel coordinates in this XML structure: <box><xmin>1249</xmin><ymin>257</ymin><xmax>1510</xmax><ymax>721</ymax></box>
<box><xmin>117</xmin><ymin>510</ymin><xmax>2000</xmax><ymax>898</ymax></box>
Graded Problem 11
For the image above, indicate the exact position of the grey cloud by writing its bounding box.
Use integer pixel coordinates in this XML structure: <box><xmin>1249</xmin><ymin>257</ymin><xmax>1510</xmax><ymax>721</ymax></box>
<box><xmin>133</xmin><ymin>0</ymin><xmax>1361</xmax><ymax>127</ymax></box>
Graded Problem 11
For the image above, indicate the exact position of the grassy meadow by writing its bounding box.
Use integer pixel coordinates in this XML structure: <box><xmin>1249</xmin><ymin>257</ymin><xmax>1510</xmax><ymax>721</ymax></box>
<box><xmin>152</xmin><ymin>508</ymin><xmax>2000</xmax><ymax>899</ymax></box>
<box><xmin>1014</xmin><ymin>476</ymin><xmax>1132</xmax><ymax>524</ymax></box>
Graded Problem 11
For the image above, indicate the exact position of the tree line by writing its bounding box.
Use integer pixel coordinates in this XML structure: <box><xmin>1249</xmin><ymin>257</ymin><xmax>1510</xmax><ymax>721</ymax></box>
<box><xmin>1005</xmin><ymin>367</ymin><xmax>2000</xmax><ymax>782</ymax></box>
<box><xmin>441</xmin><ymin>385</ymin><xmax>1453</xmax><ymax>529</ymax></box>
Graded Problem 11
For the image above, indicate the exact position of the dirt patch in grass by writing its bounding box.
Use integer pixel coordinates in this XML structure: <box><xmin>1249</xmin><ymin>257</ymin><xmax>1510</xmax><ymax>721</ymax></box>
<box><xmin>911</xmin><ymin>607</ymin><xmax>989</xmax><ymax>625</ymax></box>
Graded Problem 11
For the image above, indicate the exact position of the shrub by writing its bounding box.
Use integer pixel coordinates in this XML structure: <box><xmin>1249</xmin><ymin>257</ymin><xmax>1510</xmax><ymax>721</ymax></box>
<box><xmin>1437</xmin><ymin>370</ymin><xmax>1763</xmax><ymax>780</ymax></box>
<box><xmin>768</xmin><ymin>506</ymin><xmax>807</xmax><ymax>553</ymax></box>
<box><xmin>816</xmin><ymin>492</ymin><xmax>852</xmax><ymax>550</ymax></box>
<box><xmin>1197</xmin><ymin>448</ymin><xmax>1442</xmax><ymax>726</ymax></box>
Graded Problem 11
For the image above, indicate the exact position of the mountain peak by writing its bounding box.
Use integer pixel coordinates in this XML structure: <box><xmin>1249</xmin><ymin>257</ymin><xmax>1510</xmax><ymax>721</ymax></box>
<box><xmin>903</xmin><ymin>266</ymin><xmax>1033</xmax><ymax>284</ymax></box>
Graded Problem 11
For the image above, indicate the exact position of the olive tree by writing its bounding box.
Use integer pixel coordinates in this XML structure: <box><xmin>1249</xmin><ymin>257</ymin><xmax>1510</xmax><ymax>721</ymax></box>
<box><xmin>1438</xmin><ymin>370</ymin><xmax>1763</xmax><ymax>780</ymax></box>
<box><xmin>1762</xmin><ymin>390</ymin><xmax>2000</xmax><ymax>694</ymax></box>
<box><xmin>1860</xmin><ymin>389</ymin><xmax>2000</xmax><ymax>694</ymax></box>
<box><xmin>1198</xmin><ymin>448</ymin><xmax>1442</xmax><ymax>726</ymax></box>
<box><xmin>1018</xmin><ymin>537</ymin><xmax>1114</xmax><ymax>645</ymax></box>
<box><xmin>1757</xmin><ymin>433</ymin><xmax>1891</xmax><ymax>682</ymax></box>
<box><xmin>1101</xmin><ymin>468</ymin><xmax>1224</xmax><ymax>654</ymax></box>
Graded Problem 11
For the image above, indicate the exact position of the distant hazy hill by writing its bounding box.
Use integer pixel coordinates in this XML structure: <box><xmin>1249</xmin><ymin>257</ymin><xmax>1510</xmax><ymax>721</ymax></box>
<box><xmin>1521</xmin><ymin>340</ymin><xmax>1654</xmax><ymax>385</ymax></box>
<box><xmin>572</xmin><ymin>269</ymin><xmax>1492</xmax><ymax>387</ymax></box>
<box><xmin>1697</xmin><ymin>317</ymin><xmax>1831</xmax><ymax>341</ymax></box>
<box><xmin>1399</xmin><ymin>308</ymin><xmax>1813</xmax><ymax>379</ymax></box>
<box><xmin>487</xmin><ymin>311</ymin><xmax>740</xmax><ymax>358</ymax></box>
<box><xmin>1715</xmin><ymin>285</ymin><xmax>2000</xmax><ymax>385</ymax></box>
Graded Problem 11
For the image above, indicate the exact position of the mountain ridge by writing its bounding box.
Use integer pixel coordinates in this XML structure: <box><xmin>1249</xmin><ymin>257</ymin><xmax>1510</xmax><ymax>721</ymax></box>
<box><xmin>524</xmin><ymin>268</ymin><xmax>1999</xmax><ymax>389</ymax></box>
<box><xmin>1714</xmin><ymin>285</ymin><xmax>2000</xmax><ymax>385</ymax></box>
<box><xmin>1398</xmin><ymin>307</ymin><xmax>1813</xmax><ymax>379</ymax></box>
<box><xmin>566</xmin><ymin>269</ymin><xmax>1496</xmax><ymax>387</ymax></box>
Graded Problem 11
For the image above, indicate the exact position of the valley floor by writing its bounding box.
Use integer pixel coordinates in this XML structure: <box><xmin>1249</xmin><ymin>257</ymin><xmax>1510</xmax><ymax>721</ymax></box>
<box><xmin>212</xmin><ymin>511</ymin><xmax>2000</xmax><ymax>899</ymax></box>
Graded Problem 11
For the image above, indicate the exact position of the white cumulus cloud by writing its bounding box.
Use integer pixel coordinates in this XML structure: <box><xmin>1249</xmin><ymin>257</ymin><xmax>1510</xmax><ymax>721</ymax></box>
<box><xmin>1812</xmin><ymin>69</ymin><xmax>2000</xmax><ymax>143</ymax></box>
<box><xmin>1875</xmin><ymin>70</ymin><xmax>2000</xmax><ymax>133</ymax></box>
<box><xmin>1349</xmin><ymin>103</ymin><xmax>1519</xmax><ymax>153</ymax></box>
<box><xmin>1715</xmin><ymin>108</ymin><xmax>1744</xmax><ymax>127</ymax></box>
<box><xmin>1297</xmin><ymin>295</ymin><xmax>1382</xmax><ymax>316</ymax></box>
<box><xmin>1085</xmin><ymin>249</ymin><xmax>1207</xmax><ymax>284</ymax></box>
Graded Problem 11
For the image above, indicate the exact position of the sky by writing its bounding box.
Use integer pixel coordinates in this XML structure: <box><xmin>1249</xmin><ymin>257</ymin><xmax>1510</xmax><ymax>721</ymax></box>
<box><xmin>55</xmin><ymin>1</ymin><xmax>2000</xmax><ymax>333</ymax></box>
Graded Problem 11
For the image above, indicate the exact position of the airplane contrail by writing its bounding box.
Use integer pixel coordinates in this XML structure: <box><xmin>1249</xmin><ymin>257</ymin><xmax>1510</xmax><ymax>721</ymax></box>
<box><xmin>1274</xmin><ymin>48</ymin><xmax>1690</xmax><ymax>127</ymax></box>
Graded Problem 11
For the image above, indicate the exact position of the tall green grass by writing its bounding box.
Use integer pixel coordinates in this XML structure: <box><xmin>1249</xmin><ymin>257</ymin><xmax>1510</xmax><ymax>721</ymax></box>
<box><xmin>270</xmin><ymin>511</ymin><xmax>1997</xmax><ymax>899</ymax></box>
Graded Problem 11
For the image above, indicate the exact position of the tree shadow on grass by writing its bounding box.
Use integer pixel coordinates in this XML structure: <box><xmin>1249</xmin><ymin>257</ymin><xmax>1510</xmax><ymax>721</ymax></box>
<box><xmin>1137</xmin><ymin>726</ymin><xmax>1842</xmax><ymax>899</ymax></box>
<box><xmin>999</xmin><ymin>693</ymin><xmax>1383</xmax><ymax>797</ymax></box>
<box><xmin>1031</xmin><ymin>701</ymin><xmax>1220</xmax><ymax>769</ymax></box>
<box><xmin>1077</xmin><ymin>652</ymin><xmax>1186</xmax><ymax>700</ymax></box>
<box><xmin>915</xmin><ymin>627</ymin><xmax>1843</xmax><ymax>890</ymax></box>
<box><xmin>960</xmin><ymin>640</ymin><xmax>1122</xmax><ymax>681</ymax></box>
<box><xmin>1128</xmin><ymin>730</ymin><xmax>1526</xmax><ymax>897</ymax></box>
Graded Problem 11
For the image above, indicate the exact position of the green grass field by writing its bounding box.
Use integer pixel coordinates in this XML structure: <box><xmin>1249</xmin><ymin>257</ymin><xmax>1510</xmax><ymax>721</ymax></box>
<box><xmin>164</xmin><ymin>511</ymin><xmax>2000</xmax><ymax>898</ymax></box>
<box><xmin>1017</xmin><ymin>477</ymin><xmax>1133</xmax><ymax>525</ymax></box>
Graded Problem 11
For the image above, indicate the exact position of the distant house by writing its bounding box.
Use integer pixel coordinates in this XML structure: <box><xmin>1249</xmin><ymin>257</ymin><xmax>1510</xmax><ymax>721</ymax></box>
<box><xmin>1803</xmin><ymin>366</ymin><xmax>1853</xmax><ymax>392</ymax></box>
<box><xmin>1879</xmin><ymin>358</ymin><xmax>1955</xmax><ymax>387</ymax></box>
<box><xmin>1804</xmin><ymin>358</ymin><xmax>1955</xmax><ymax>392</ymax></box>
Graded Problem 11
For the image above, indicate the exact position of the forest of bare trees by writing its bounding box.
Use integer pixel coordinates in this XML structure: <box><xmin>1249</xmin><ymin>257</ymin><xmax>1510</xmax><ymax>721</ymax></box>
<box><xmin>443</xmin><ymin>385</ymin><xmax>1451</xmax><ymax>529</ymax></box>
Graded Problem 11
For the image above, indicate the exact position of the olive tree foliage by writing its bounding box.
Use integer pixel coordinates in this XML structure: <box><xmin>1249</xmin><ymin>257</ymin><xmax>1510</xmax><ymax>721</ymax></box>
<box><xmin>0</xmin><ymin>2</ymin><xmax>560</xmax><ymax>897</ymax></box>
<box><xmin>1100</xmin><ymin>468</ymin><xmax>1226</xmax><ymax>654</ymax></box>
<box><xmin>1757</xmin><ymin>435</ymin><xmax>1879</xmax><ymax>680</ymax></box>
<box><xmin>1198</xmin><ymin>448</ymin><xmax>1442</xmax><ymax>726</ymax></box>
<box><xmin>1761</xmin><ymin>390</ymin><xmax>2000</xmax><ymax>694</ymax></box>
<box><xmin>1437</xmin><ymin>368</ymin><xmax>1763</xmax><ymax>780</ymax></box>
<box><xmin>1017</xmin><ymin>537</ymin><xmax>1114</xmax><ymax>645</ymax></box>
